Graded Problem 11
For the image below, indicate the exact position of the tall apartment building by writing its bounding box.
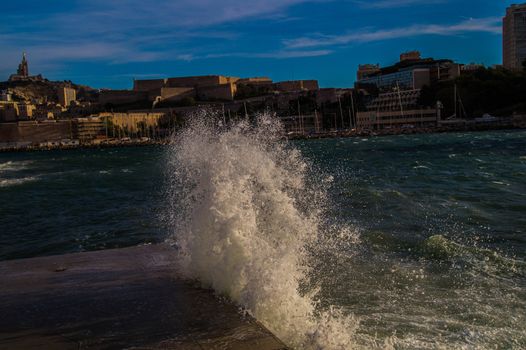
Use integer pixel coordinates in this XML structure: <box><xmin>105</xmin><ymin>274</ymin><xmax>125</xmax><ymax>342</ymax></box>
<box><xmin>58</xmin><ymin>87</ymin><xmax>77</xmax><ymax>107</ymax></box>
<box><xmin>503</xmin><ymin>3</ymin><xmax>526</xmax><ymax>70</ymax></box>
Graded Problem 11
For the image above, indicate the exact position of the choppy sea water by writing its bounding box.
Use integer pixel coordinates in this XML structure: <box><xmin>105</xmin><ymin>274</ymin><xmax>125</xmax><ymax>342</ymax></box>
<box><xmin>1</xmin><ymin>126</ymin><xmax>525</xmax><ymax>349</ymax></box>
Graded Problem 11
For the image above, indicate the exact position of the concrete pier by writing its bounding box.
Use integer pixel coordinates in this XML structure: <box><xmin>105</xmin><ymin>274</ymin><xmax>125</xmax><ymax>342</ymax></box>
<box><xmin>0</xmin><ymin>244</ymin><xmax>288</xmax><ymax>350</ymax></box>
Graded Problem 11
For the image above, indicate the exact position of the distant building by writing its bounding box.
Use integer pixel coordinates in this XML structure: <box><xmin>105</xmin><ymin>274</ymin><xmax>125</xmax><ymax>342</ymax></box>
<box><xmin>165</xmin><ymin>75</ymin><xmax>239</xmax><ymax>89</ymax></box>
<box><xmin>58</xmin><ymin>87</ymin><xmax>76</xmax><ymax>107</ymax></box>
<box><xmin>17</xmin><ymin>104</ymin><xmax>36</xmax><ymax>120</ymax></box>
<box><xmin>0</xmin><ymin>101</ymin><xmax>37</xmax><ymax>122</ymax></box>
<box><xmin>272</xmin><ymin>80</ymin><xmax>319</xmax><ymax>92</ymax></box>
<box><xmin>0</xmin><ymin>90</ymin><xmax>12</xmax><ymax>102</ymax></box>
<box><xmin>148</xmin><ymin>87</ymin><xmax>195</xmax><ymax>103</ymax></box>
<box><xmin>356</xmin><ymin>53</ymin><xmax>461</xmax><ymax>92</ymax></box>
<box><xmin>234</xmin><ymin>77</ymin><xmax>274</xmax><ymax>99</ymax></box>
<box><xmin>357</xmin><ymin>64</ymin><xmax>381</xmax><ymax>81</ymax></box>
<box><xmin>130</xmin><ymin>75</ymin><xmax>317</xmax><ymax>103</ymax></box>
<box><xmin>358</xmin><ymin>68</ymin><xmax>431</xmax><ymax>91</ymax></box>
<box><xmin>131</xmin><ymin>75</ymin><xmax>241</xmax><ymax>102</ymax></box>
<box><xmin>197</xmin><ymin>83</ymin><xmax>237</xmax><ymax>101</ymax></box>
<box><xmin>503</xmin><ymin>3</ymin><xmax>526</xmax><ymax>70</ymax></box>
<box><xmin>356</xmin><ymin>89</ymin><xmax>438</xmax><ymax>130</ymax></box>
<box><xmin>96</xmin><ymin>112</ymin><xmax>166</xmax><ymax>139</ymax></box>
<box><xmin>18</xmin><ymin>52</ymin><xmax>28</xmax><ymax>77</ymax></box>
<box><xmin>74</xmin><ymin>117</ymin><xmax>105</xmax><ymax>142</ymax></box>
<box><xmin>236</xmin><ymin>77</ymin><xmax>272</xmax><ymax>85</ymax></box>
<box><xmin>8</xmin><ymin>53</ymin><xmax>43</xmax><ymax>82</ymax></box>
<box><xmin>0</xmin><ymin>120</ymin><xmax>73</xmax><ymax>145</ymax></box>
<box><xmin>400</xmin><ymin>51</ymin><xmax>422</xmax><ymax>62</ymax></box>
<box><xmin>0</xmin><ymin>102</ymin><xmax>18</xmax><ymax>122</ymax></box>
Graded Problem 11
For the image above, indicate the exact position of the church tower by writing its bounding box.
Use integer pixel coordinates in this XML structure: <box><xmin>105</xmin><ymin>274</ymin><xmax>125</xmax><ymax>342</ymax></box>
<box><xmin>17</xmin><ymin>53</ymin><xmax>29</xmax><ymax>77</ymax></box>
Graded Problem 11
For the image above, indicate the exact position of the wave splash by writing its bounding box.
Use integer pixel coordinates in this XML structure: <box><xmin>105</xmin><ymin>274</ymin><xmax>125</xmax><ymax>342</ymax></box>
<box><xmin>166</xmin><ymin>111</ymin><xmax>358</xmax><ymax>349</ymax></box>
<box><xmin>0</xmin><ymin>176</ymin><xmax>39</xmax><ymax>188</ymax></box>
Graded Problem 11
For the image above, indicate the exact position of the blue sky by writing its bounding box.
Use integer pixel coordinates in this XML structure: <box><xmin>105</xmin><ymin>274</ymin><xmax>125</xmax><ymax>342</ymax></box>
<box><xmin>0</xmin><ymin>0</ymin><xmax>515</xmax><ymax>89</ymax></box>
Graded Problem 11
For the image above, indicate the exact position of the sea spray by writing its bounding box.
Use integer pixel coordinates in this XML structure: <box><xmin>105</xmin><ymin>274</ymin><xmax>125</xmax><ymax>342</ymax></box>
<box><xmin>166</xmin><ymin>111</ymin><xmax>359</xmax><ymax>349</ymax></box>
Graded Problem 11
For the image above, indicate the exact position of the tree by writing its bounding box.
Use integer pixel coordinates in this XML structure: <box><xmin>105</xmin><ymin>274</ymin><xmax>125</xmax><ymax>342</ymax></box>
<box><xmin>418</xmin><ymin>67</ymin><xmax>526</xmax><ymax>118</ymax></box>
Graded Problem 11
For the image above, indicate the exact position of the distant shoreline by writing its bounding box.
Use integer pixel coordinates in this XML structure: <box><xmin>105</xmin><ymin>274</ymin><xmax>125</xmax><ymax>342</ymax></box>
<box><xmin>0</xmin><ymin>139</ymin><xmax>170</xmax><ymax>153</ymax></box>
<box><xmin>1</xmin><ymin>124</ymin><xmax>525</xmax><ymax>154</ymax></box>
<box><xmin>289</xmin><ymin>124</ymin><xmax>526</xmax><ymax>140</ymax></box>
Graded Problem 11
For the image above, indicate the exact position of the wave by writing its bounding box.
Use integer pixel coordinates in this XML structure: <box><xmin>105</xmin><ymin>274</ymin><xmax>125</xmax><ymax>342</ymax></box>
<box><xmin>419</xmin><ymin>234</ymin><xmax>526</xmax><ymax>276</ymax></box>
<box><xmin>364</xmin><ymin>231</ymin><xmax>525</xmax><ymax>277</ymax></box>
<box><xmin>165</xmin><ymin>111</ymin><xmax>359</xmax><ymax>349</ymax></box>
<box><xmin>0</xmin><ymin>176</ymin><xmax>39</xmax><ymax>188</ymax></box>
<box><xmin>0</xmin><ymin>160</ymin><xmax>33</xmax><ymax>172</ymax></box>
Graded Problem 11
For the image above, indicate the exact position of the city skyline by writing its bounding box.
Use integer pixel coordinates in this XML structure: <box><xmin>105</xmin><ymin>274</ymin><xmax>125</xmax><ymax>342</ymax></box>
<box><xmin>0</xmin><ymin>1</ymin><xmax>515</xmax><ymax>89</ymax></box>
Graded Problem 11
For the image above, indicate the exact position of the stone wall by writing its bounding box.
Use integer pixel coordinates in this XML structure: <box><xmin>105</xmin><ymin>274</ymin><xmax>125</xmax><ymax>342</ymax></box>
<box><xmin>0</xmin><ymin>121</ymin><xmax>72</xmax><ymax>143</ymax></box>
<box><xmin>161</xmin><ymin>87</ymin><xmax>196</xmax><ymax>102</ymax></box>
<box><xmin>236</xmin><ymin>77</ymin><xmax>272</xmax><ymax>85</ymax></box>
<box><xmin>197</xmin><ymin>83</ymin><xmax>237</xmax><ymax>101</ymax></box>
<box><xmin>302</xmin><ymin>80</ymin><xmax>320</xmax><ymax>91</ymax></box>
<box><xmin>133</xmin><ymin>79</ymin><xmax>166</xmax><ymax>92</ymax></box>
<box><xmin>147</xmin><ymin>87</ymin><xmax>196</xmax><ymax>102</ymax></box>
<box><xmin>166</xmin><ymin>76</ymin><xmax>239</xmax><ymax>88</ymax></box>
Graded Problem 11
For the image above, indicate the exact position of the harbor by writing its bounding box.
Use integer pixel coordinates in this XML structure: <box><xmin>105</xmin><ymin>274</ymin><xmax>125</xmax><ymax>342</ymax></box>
<box><xmin>1</xmin><ymin>1</ymin><xmax>526</xmax><ymax>348</ymax></box>
<box><xmin>1</xmin><ymin>115</ymin><xmax>525</xmax><ymax>153</ymax></box>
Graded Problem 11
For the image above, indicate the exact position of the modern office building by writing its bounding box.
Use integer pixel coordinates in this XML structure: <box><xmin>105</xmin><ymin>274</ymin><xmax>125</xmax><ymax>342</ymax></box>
<box><xmin>358</xmin><ymin>68</ymin><xmax>431</xmax><ymax>91</ymax></box>
<box><xmin>357</xmin><ymin>64</ymin><xmax>381</xmax><ymax>81</ymax></box>
<box><xmin>503</xmin><ymin>3</ymin><xmax>526</xmax><ymax>70</ymax></box>
<box><xmin>356</xmin><ymin>51</ymin><xmax>460</xmax><ymax>92</ymax></box>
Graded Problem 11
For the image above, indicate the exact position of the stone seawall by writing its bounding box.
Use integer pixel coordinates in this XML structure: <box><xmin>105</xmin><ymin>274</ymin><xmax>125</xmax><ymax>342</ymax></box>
<box><xmin>0</xmin><ymin>121</ymin><xmax>72</xmax><ymax>143</ymax></box>
<box><xmin>0</xmin><ymin>244</ymin><xmax>288</xmax><ymax>350</ymax></box>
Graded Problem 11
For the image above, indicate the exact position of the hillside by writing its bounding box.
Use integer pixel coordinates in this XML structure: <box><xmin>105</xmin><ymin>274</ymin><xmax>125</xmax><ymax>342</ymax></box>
<box><xmin>0</xmin><ymin>79</ymin><xmax>99</xmax><ymax>103</ymax></box>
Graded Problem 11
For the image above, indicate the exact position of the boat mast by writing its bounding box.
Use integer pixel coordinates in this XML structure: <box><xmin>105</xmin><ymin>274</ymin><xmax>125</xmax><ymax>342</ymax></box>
<box><xmin>454</xmin><ymin>84</ymin><xmax>457</xmax><ymax>119</ymax></box>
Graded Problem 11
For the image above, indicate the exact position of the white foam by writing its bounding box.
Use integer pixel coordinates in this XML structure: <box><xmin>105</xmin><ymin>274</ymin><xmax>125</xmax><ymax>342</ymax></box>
<box><xmin>166</xmin><ymin>112</ymin><xmax>359</xmax><ymax>349</ymax></box>
<box><xmin>0</xmin><ymin>160</ymin><xmax>33</xmax><ymax>172</ymax></box>
<box><xmin>0</xmin><ymin>176</ymin><xmax>38</xmax><ymax>187</ymax></box>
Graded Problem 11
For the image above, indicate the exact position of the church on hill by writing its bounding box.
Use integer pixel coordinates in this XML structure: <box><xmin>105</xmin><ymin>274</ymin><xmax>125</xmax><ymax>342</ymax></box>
<box><xmin>9</xmin><ymin>53</ymin><xmax>43</xmax><ymax>82</ymax></box>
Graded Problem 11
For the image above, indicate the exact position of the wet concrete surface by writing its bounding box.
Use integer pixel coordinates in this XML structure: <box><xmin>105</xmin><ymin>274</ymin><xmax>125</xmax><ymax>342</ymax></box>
<box><xmin>0</xmin><ymin>244</ymin><xmax>288</xmax><ymax>350</ymax></box>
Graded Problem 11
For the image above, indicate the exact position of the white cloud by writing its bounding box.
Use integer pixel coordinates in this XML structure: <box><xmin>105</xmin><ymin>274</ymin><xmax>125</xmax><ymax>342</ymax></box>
<box><xmin>0</xmin><ymin>0</ymin><xmax>330</xmax><ymax>74</ymax></box>
<box><xmin>57</xmin><ymin>0</ymin><xmax>328</xmax><ymax>29</ymax></box>
<box><xmin>284</xmin><ymin>17</ymin><xmax>502</xmax><ymax>48</ymax></box>
<box><xmin>205</xmin><ymin>49</ymin><xmax>333</xmax><ymax>59</ymax></box>
<box><xmin>352</xmin><ymin>0</ymin><xmax>448</xmax><ymax>9</ymax></box>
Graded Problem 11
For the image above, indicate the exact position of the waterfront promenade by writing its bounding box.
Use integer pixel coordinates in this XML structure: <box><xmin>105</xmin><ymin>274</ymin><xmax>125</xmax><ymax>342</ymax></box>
<box><xmin>0</xmin><ymin>244</ymin><xmax>288</xmax><ymax>349</ymax></box>
<box><xmin>1</xmin><ymin>121</ymin><xmax>525</xmax><ymax>153</ymax></box>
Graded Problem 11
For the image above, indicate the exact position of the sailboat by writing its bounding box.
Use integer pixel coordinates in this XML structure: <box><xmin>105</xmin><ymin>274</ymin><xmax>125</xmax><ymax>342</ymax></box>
<box><xmin>447</xmin><ymin>84</ymin><xmax>467</xmax><ymax>120</ymax></box>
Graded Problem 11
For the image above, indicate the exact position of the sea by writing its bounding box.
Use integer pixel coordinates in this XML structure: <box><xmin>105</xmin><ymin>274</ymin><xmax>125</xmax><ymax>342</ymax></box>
<box><xmin>1</xmin><ymin>117</ymin><xmax>525</xmax><ymax>349</ymax></box>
